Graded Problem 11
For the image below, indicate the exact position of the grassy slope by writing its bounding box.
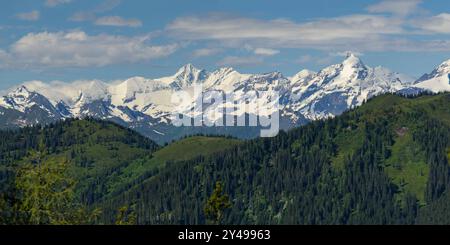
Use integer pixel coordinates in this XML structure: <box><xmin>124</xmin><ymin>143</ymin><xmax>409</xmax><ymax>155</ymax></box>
<box><xmin>151</xmin><ymin>136</ymin><xmax>242</xmax><ymax>167</ymax></box>
<box><xmin>384</xmin><ymin>133</ymin><xmax>428</xmax><ymax>205</ymax></box>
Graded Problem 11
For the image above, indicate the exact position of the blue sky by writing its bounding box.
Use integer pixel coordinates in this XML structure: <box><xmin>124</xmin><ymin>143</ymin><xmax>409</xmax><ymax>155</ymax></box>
<box><xmin>1</xmin><ymin>0</ymin><xmax>450</xmax><ymax>89</ymax></box>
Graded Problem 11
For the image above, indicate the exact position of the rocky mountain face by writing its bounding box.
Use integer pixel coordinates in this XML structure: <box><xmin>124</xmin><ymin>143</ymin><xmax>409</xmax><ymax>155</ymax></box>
<box><xmin>1</xmin><ymin>53</ymin><xmax>447</xmax><ymax>144</ymax></box>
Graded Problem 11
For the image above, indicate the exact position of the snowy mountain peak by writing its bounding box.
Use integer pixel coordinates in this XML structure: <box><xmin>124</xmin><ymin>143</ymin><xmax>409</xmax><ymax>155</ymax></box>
<box><xmin>175</xmin><ymin>63</ymin><xmax>200</xmax><ymax>75</ymax></box>
<box><xmin>4</xmin><ymin>85</ymin><xmax>41</xmax><ymax>109</ymax></box>
<box><xmin>440</xmin><ymin>59</ymin><xmax>450</xmax><ymax>65</ymax></box>
<box><xmin>4</xmin><ymin>85</ymin><xmax>35</xmax><ymax>109</ymax></box>
<box><xmin>435</xmin><ymin>59</ymin><xmax>450</xmax><ymax>75</ymax></box>
<box><xmin>286</xmin><ymin>54</ymin><xmax>410</xmax><ymax>121</ymax></box>
<box><xmin>413</xmin><ymin>59</ymin><xmax>450</xmax><ymax>93</ymax></box>
<box><xmin>157</xmin><ymin>64</ymin><xmax>208</xmax><ymax>89</ymax></box>
<box><xmin>0</xmin><ymin>84</ymin><xmax>60</xmax><ymax>116</ymax></box>
<box><xmin>11</xmin><ymin>85</ymin><xmax>32</xmax><ymax>97</ymax></box>
<box><xmin>342</xmin><ymin>53</ymin><xmax>365</xmax><ymax>69</ymax></box>
<box><xmin>344</xmin><ymin>51</ymin><xmax>358</xmax><ymax>58</ymax></box>
<box><xmin>416</xmin><ymin>59</ymin><xmax>450</xmax><ymax>83</ymax></box>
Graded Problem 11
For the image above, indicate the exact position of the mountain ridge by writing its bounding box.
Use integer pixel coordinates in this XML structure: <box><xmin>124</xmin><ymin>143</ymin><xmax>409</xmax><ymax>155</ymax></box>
<box><xmin>1</xmin><ymin>54</ymin><xmax>449</xmax><ymax>143</ymax></box>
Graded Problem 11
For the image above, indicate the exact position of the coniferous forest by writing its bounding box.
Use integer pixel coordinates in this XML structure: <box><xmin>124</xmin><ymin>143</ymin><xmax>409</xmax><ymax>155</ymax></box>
<box><xmin>1</xmin><ymin>93</ymin><xmax>450</xmax><ymax>225</ymax></box>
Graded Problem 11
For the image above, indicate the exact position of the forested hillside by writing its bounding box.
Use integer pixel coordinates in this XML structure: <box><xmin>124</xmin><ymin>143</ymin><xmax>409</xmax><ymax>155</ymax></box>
<box><xmin>1</xmin><ymin>93</ymin><xmax>450</xmax><ymax>224</ymax></box>
<box><xmin>100</xmin><ymin>93</ymin><xmax>450</xmax><ymax>225</ymax></box>
<box><xmin>0</xmin><ymin>118</ymin><xmax>240</xmax><ymax>224</ymax></box>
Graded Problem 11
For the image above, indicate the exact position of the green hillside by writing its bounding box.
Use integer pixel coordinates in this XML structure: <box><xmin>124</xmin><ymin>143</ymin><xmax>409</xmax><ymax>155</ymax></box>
<box><xmin>332</xmin><ymin>93</ymin><xmax>450</xmax><ymax>205</ymax></box>
<box><xmin>151</xmin><ymin>136</ymin><xmax>242</xmax><ymax>166</ymax></box>
<box><xmin>0</xmin><ymin>118</ymin><xmax>161</xmax><ymax>206</ymax></box>
<box><xmin>103</xmin><ymin>136</ymin><xmax>241</xmax><ymax>199</ymax></box>
<box><xmin>101</xmin><ymin>92</ymin><xmax>450</xmax><ymax>225</ymax></box>
<box><xmin>1</xmin><ymin>93</ymin><xmax>450</xmax><ymax>225</ymax></box>
<box><xmin>0</xmin><ymin>119</ymin><xmax>241</xmax><ymax>215</ymax></box>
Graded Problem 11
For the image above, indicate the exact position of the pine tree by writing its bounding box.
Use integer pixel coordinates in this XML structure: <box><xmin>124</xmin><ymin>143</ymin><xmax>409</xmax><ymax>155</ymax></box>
<box><xmin>15</xmin><ymin>149</ymin><xmax>100</xmax><ymax>224</ymax></box>
<box><xmin>115</xmin><ymin>205</ymin><xmax>137</xmax><ymax>225</ymax></box>
<box><xmin>204</xmin><ymin>181</ymin><xmax>232</xmax><ymax>224</ymax></box>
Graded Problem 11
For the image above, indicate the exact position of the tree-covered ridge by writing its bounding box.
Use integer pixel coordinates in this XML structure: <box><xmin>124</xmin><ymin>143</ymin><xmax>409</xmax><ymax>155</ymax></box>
<box><xmin>98</xmin><ymin>93</ymin><xmax>450</xmax><ymax>224</ymax></box>
<box><xmin>0</xmin><ymin>118</ymin><xmax>160</xmax><ymax>204</ymax></box>
<box><xmin>0</xmin><ymin>118</ymin><xmax>161</xmax><ymax>223</ymax></box>
<box><xmin>0</xmin><ymin>118</ymin><xmax>242</xmax><ymax>224</ymax></box>
<box><xmin>1</xmin><ymin>93</ymin><xmax>450</xmax><ymax>224</ymax></box>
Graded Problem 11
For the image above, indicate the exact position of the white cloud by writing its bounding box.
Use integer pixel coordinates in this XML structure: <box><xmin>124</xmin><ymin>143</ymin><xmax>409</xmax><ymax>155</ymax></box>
<box><xmin>93</xmin><ymin>0</ymin><xmax>122</xmax><ymax>12</ymax></box>
<box><xmin>69</xmin><ymin>0</ymin><xmax>122</xmax><ymax>22</ymax></box>
<box><xmin>168</xmin><ymin>14</ymin><xmax>402</xmax><ymax>40</ymax></box>
<box><xmin>45</xmin><ymin>0</ymin><xmax>72</xmax><ymax>7</ymax></box>
<box><xmin>413</xmin><ymin>13</ymin><xmax>450</xmax><ymax>34</ymax></box>
<box><xmin>70</xmin><ymin>1</ymin><xmax>141</xmax><ymax>28</ymax></box>
<box><xmin>0</xmin><ymin>31</ymin><xmax>178</xmax><ymax>68</ymax></box>
<box><xmin>166</xmin><ymin>9</ymin><xmax>450</xmax><ymax>53</ymax></box>
<box><xmin>217</xmin><ymin>56</ymin><xmax>263</xmax><ymax>67</ymax></box>
<box><xmin>69</xmin><ymin>12</ymin><xmax>96</xmax><ymax>22</ymax></box>
<box><xmin>357</xmin><ymin>39</ymin><xmax>450</xmax><ymax>52</ymax></box>
<box><xmin>16</xmin><ymin>10</ymin><xmax>40</xmax><ymax>21</ymax></box>
<box><xmin>367</xmin><ymin>0</ymin><xmax>422</xmax><ymax>16</ymax></box>
<box><xmin>253</xmin><ymin>48</ymin><xmax>279</xmax><ymax>56</ymax></box>
<box><xmin>95</xmin><ymin>16</ymin><xmax>142</xmax><ymax>27</ymax></box>
<box><xmin>167</xmin><ymin>14</ymin><xmax>404</xmax><ymax>51</ymax></box>
<box><xmin>192</xmin><ymin>48</ymin><xmax>222</xmax><ymax>57</ymax></box>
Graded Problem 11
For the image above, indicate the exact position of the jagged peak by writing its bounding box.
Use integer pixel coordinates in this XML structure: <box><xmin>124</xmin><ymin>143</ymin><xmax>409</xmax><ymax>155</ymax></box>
<box><xmin>435</xmin><ymin>59</ymin><xmax>450</xmax><ymax>74</ymax></box>
<box><xmin>440</xmin><ymin>58</ymin><xmax>450</xmax><ymax>65</ymax></box>
<box><xmin>154</xmin><ymin>64</ymin><xmax>209</xmax><ymax>89</ymax></box>
<box><xmin>13</xmin><ymin>85</ymin><xmax>30</xmax><ymax>93</ymax></box>
<box><xmin>9</xmin><ymin>85</ymin><xmax>34</xmax><ymax>98</ymax></box>
<box><xmin>175</xmin><ymin>63</ymin><xmax>203</xmax><ymax>76</ymax></box>
<box><xmin>416</xmin><ymin>58</ymin><xmax>450</xmax><ymax>83</ymax></box>
<box><xmin>341</xmin><ymin>52</ymin><xmax>365</xmax><ymax>68</ymax></box>
<box><xmin>344</xmin><ymin>51</ymin><xmax>358</xmax><ymax>58</ymax></box>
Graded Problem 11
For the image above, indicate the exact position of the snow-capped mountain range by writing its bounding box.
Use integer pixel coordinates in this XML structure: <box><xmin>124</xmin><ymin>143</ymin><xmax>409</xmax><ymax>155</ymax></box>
<box><xmin>0</xmin><ymin>53</ymin><xmax>448</xmax><ymax>143</ymax></box>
